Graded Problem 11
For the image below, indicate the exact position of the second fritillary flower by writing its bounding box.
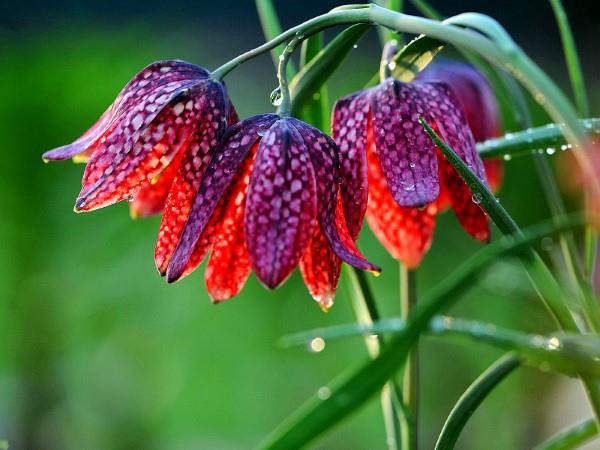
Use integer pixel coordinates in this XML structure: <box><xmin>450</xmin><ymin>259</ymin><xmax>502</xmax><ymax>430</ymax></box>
<box><xmin>333</xmin><ymin>61</ymin><xmax>498</xmax><ymax>268</ymax></box>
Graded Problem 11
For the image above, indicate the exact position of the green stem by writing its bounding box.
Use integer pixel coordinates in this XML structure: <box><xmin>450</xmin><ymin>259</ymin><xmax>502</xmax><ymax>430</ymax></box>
<box><xmin>211</xmin><ymin>8</ymin><xmax>372</xmax><ymax>81</ymax></box>
<box><xmin>400</xmin><ymin>265</ymin><xmax>418</xmax><ymax>450</ymax></box>
<box><xmin>434</xmin><ymin>354</ymin><xmax>520</xmax><ymax>450</ymax></box>
<box><xmin>275</xmin><ymin>37</ymin><xmax>302</xmax><ymax>116</ymax></box>
<box><xmin>533</xmin><ymin>418</ymin><xmax>598</xmax><ymax>450</ymax></box>
<box><xmin>549</xmin><ymin>0</ymin><xmax>597</xmax><ymax>280</ymax></box>
<box><xmin>344</xmin><ymin>266</ymin><xmax>405</xmax><ymax>449</ymax></box>
<box><xmin>549</xmin><ymin>0</ymin><xmax>589</xmax><ymax>117</ymax></box>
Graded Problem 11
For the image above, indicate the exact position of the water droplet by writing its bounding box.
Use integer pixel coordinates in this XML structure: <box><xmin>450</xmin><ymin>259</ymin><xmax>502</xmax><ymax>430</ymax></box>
<box><xmin>308</xmin><ymin>337</ymin><xmax>325</xmax><ymax>353</ymax></box>
<box><xmin>471</xmin><ymin>192</ymin><xmax>483</xmax><ymax>204</ymax></box>
<box><xmin>270</xmin><ymin>86</ymin><xmax>282</xmax><ymax>106</ymax></box>
<box><xmin>503</xmin><ymin>154</ymin><xmax>512</xmax><ymax>161</ymax></box>
<box><xmin>317</xmin><ymin>386</ymin><xmax>331</xmax><ymax>400</ymax></box>
<box><xmin>312</xmin><ymin>92</ymin><xmax>321</xmax><ymax>101</ymax></box>
<box><xmin>401</xmin><ymin>181</ymin><xmax>415</xmax><ymax>191</ymax></box>
<box><xmin>353</xmin><ymin>44</ymin><xmax>358</xmax><ymax>49</ymax></box>
<box><xmin>409</xmin><ymin>162</ymin><xmax>416</xmax><ymax>168</ymax></box>
<box><xmin>546</xmin><ymin>337</ymin><xmax>561</xmax><ymax>350</ymax></box>
<box><xmin>388</xmin><ymin>61</ymin><xmax>397</xmax><ymax>71</ymax></box>
<box><xmin>546</xmin><ymin>147</ymin><xmax>556</xmax><ymax>155</ymax></box>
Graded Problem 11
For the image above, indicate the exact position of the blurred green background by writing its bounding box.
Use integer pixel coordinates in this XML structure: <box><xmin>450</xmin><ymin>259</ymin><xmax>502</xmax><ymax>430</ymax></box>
<box><xmin>1</xmin><ymin>1</ymin><xmax>599</xmax><ymax>449</ymax></box>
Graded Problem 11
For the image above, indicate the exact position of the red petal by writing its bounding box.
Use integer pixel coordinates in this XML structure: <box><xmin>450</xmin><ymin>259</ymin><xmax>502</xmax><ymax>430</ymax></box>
<box><xmin>366</xmin><ymin>122</ymin><xmax>436</xmax><ymax>268</ymax></box>
<box><xmin>300</xmin><ymin>199</ymin><xmax>347</xmax><ymax>310</ymax></box>
<box><xmin>438</xmin><ymin>155</ymin><xmax>490</xmax><ymax>242</ymax></box>
<box><xmin>153</xmin><ymin>95</ymin><xmax>231</xmax><ymax>275</ymax></box>
<box><xmin>245</xmin><ymin>119</ymin><xmax>317</xmax><ymax>289</ymax></box>
<box><xmin>204</xmin><ymin>149</ymin><xmax>256</xmax><ymax>302</ymax></box>
<box><xmin>129</xmin><ymin>148</ymin><xmax>183</xmax><ymax>218</ymax></box>
<box><xmin>484</xmin><ymin>159</ymin><xmax>503</xmax><ymax>193</ymax></box>
<box><xmin>332</xmin><ymin>93</ymin><xmax>369</xmax><ymax>239</ymax></box>
<box><xmin>76</xmin><ymin>80</ymin><xmax>227</xmax><ymax>211</ymax></box>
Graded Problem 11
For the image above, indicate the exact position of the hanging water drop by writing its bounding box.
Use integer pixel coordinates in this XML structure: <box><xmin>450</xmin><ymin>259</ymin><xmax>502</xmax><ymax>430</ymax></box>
<box><xmin>270</xmin><ymin>86</ymin><xmax>282</xmax><ymax>106</ymax></box>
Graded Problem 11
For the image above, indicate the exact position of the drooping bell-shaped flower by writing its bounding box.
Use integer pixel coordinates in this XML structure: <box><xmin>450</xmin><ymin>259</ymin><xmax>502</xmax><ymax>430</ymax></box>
<box><xmin>163</xmin><ymin>114</ymin><xmax>379</xmax><ymax>309</ymax></box>
<box><xmin>43</xmin><ymin>60</ymin><xmax>235</xmax><ymax>216</ymax></box>
<box><xmin>333</xmin><ymin>60</ymin><xmax>499</xmax><ymax>268</ymax></box>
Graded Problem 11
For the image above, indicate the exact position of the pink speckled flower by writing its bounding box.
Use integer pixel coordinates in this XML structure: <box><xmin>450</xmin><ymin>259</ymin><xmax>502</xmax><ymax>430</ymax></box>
<box><xmin>333</xmin><ymin>64</ymin><xmax>494</xmax><ymax>268</ymax></box>
<box><xmin>165</xmin><ymin>114</ymin><xmax>379</xmax><ymax>308</ymax></box>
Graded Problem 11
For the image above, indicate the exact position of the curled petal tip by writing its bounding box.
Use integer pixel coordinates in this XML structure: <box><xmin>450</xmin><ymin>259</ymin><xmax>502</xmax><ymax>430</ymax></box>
<box><xmin>165</xmin><ymin>268</ymin><xmax>182</xmax><ymax>284</ymax></box>
<box><xmin>368</xmin><ymin>267</ymin><xmax>382</xmax><ymax>277</ymax></box>
<box><xmin>318</xmin><ymin>296</ymin><xmax>334</xmax><ymax>312</ymax></box>
<box><xmin>129</xmin><ymin>209</ymin><xmax>140</xmax><ymax>220</ymax></box>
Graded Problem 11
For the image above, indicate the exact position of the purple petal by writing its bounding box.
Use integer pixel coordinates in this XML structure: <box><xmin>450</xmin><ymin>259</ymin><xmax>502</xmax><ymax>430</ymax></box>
<box><xmin>291</xmin><ymin>119</ymin><xmax>380</xmax><ymax>273</ymax></box>
<box><xmin>43</xmin><ymin>60</ymin><xmax>209</xmax><ymax>162</ymax></box>
<box><xmin>245</xmin><ymin>119</ymin><xmax>318</xmax><ymax>289</ymax></box>
<box><xmin>414</xmin><ymin>82</ymin><xmax>488</xmax><ymax>184</ymax></box>
<box><xmin>417</xmin><ymin>61</ymin><xmax>501</xmax><ymax>141</ymax></box>
<box><xmin>75</xmin><ymin>79</ymin><xmax>227</xmax><ymax>211</ymax></box>
<box><xmin>165</xmin><ymin>114</ymin><xmax>279</xmax><ymax>282</ymax></box>
<box><xmin>370</xmin><ymin>79</ymin><xmax>439</xmax><ymax>208</ymax></box>
<box><xmin>332</xmin><ymin>92</ymin><xmax>370</xmax><ymax>240</ymax></box>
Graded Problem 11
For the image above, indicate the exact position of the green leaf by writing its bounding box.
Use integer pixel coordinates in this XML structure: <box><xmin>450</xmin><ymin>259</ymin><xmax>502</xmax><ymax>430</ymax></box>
<box><xmin>365</xmin><ymin>34</ymin><xmax>444</xmax><ymax>87</ymax></box>
<box><xmin>282</xmin><ymin>316</ymin><xmax>600</xmax><ymax>377</ymax></box>
<box><xmin>290</xmin><ymin>24</ymin><xmax>371</xmax><ymax>116</ymax></box>
<box><xmin>549</xmin><ymin>0</ymin><xmax>589</xmax><ymax>117</ymax></box>
<box><xmin>533</xmin><ymin>419</ymin><xmax>598</xmax><ymax>450</ymax></box>
<box><xmin>255</xmin><ymin>0</ymin><xmax>296</xmax><ymax>78</ymax></box>
<box><xmin>434</xmin><ymin>354</ymin><xmax>520</xmax><ymax>450</ymax></box>
<box><xmin>477</xmin><ymin>119</ymin><xmax>600</xmax><ymax>160</ymax></box>
<box><xmin>259</xmin><ymin>218</ymin><xmax>583</xmax><ymax>450</ymax></box>
<box><xmin>297</xmin><ymin>34</ymin><xmax>329</xmax><ymax>130</ymax></box>
<box><xmin>420</xmin><ymin>118</ymin><xmax>578</xmax><ymax>331</ymax></box>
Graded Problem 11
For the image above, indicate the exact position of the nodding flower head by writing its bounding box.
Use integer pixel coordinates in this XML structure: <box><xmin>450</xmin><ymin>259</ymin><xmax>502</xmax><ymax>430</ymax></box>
<box><xmin>43</xmin><ymin>60</ymin><xmax>236</xmax><ymax>215</ymax></box>
<box><xmin>333</xmin><ymin>61</ymin><xmax>498</xmax><ymax>268</ymax></box>
<box><xmin>161</xmin><ymin>115</ymin><xmax>379</xmax><ymax>309</ymax></box>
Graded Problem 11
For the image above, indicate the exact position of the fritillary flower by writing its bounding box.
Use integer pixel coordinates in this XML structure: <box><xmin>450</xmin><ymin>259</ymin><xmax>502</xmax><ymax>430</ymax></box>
<box><xmin>164</xmin><ymin>115</ymin><xmax>379</xmax><ymax>308</ymax></box>
<box><xmin>43</xmin><ymin>60</ymin><xmax>235</xmax><ymax>216</ymax></box>
<box><xmin>333</xmin><ymin>61</ymin><xmax>499</xmax><ymax>268</ymax></box>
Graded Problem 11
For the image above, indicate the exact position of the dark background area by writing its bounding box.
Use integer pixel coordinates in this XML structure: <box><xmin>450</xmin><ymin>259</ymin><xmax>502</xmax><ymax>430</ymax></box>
<box><xmin>0</xmin><ymin>1</ymin><xmax>598</xmax><ymax>449</ymax></box>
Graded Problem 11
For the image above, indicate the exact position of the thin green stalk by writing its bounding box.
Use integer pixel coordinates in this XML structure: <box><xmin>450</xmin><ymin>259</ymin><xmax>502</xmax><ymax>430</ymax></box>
<box><xmin>400</xmin><ymin>265</ymin><xmax>418</xmax><ymax>450</ymax></box>
<box><xmin>533</xmin><ymin>419</ymin><xmax>598</xmax><ymax>450</ymax></box>
<box><xmin>344</xmin><ymin>266</ymin><xmax>405</xmax><ymax>449</ymax></box>
<box><xmin>549</xmin><ymin>0</ymin><xmax>589</xmax><ymax>117</ymax></box>
<box><xmin>434</xmin><ymin>354</ymin><xmax>520</xmax><ymax>450</ymax></box>
<box><xmin>549</xmin><ymin>0</ymin><xmax>597</xmax><ymax>280</ymax></box>
<box><xmin>275</xmin><ymin>37</ymin><xmax>302</xmax><ymax>117</ymax></box>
